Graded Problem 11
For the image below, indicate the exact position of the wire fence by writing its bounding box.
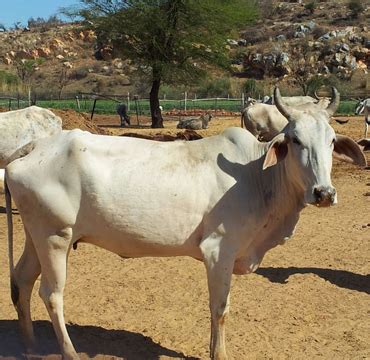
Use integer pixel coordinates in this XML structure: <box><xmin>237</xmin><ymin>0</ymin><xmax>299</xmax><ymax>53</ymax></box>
<box><xmin>0</xmin><ymin>93</ymin><xmax>364</xmax><ymax>116</ymax></box>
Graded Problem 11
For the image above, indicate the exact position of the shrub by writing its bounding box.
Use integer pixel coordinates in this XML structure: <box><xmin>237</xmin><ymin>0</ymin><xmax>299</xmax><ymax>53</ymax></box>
<box><xmin>347</xmin><ymin>0</ymin><xmax>364</xmax><ymax>18</ymax></box>
<box><xmin>304</xmin><ymin>1</ymin><xmax>317</xmax><ymax>14</ymax></box>
<box><xmin>70</xmin><ymin>67</ymin><xmax>89</xmax><ymax>80</ymax></box>
<box><xmin>197</xmin><ymin>78</ymin><xmax>231</xmax><ymax>98</ymax></box>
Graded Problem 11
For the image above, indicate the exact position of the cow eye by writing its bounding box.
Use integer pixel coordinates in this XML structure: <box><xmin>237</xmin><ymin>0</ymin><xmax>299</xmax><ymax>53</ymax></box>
<box><xmin>292</xmin><ymin>137</ymin><xmax>301</xmax><ymax>146</ymax></box>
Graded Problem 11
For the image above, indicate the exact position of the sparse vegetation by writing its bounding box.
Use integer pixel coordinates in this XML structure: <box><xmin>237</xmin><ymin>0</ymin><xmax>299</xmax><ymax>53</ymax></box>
<box><xmin>0</xmin><ymin>70</ymin><xmax>19</xmax><ymax>91</ymax></box>
<box><xmin>347</xmin><ymin>0</ymin><xmax>364</xmax><ymax>18</ymax></box>
<box><xmin>305</xmin><ymin>1</ymin><xmax>317</xmax><ymax>14</ymax></box>
<box><xmin>27</xmin><ymin>15</ymin><xmax>65</xmax><ymax>31</ymax></box>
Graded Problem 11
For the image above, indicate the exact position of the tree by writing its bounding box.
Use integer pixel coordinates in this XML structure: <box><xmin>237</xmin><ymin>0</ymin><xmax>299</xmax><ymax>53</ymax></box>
<box><xmin>14</xmin><ymin>58</ymin><xmax>44</xmax><ymax>105</ymax></box>
<box><xmin>347</xmin><ymin>0</ymin><xmax>364</xmax><ymax>19</ymax></box>
<box><xmin>68</xmin><ymin>0</ymin><xmax>257</xmax><ymax>128</ymax></box>
<box><xmin>56</xmin><ymin>67</ymin><xmax>70</xmax><ymax>100</ymax></box>
<box><xmin>289</xmin><ymin>41</ymin><xmax>324</xmax><ymax>95</ymax></box>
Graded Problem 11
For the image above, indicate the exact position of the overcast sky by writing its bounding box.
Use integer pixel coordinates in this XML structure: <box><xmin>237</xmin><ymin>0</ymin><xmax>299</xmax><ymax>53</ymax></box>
<box><xmin>0</xmin><ymin>0</ymin><xmax>79</xmax><ymax>28</ymax></box>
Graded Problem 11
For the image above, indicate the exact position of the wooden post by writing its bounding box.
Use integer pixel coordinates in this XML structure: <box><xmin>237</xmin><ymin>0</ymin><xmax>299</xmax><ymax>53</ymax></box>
<box><xmin>91</xmin><ymin>98</ymin><xmax>97</xmax><ymax>120</ymax></box>
<box><xmin>8</xmin><ymin>99</ymin><xmax>11</xmax><ymax>110</ymax></box>
<box><xmin>75</xmin><ymin>95</ymin><xmax>81</xmax><ymax>111</ymax></box>
<box><xmin>134</xmin><ymin>95</ymin><xmax>139</xmax><ymax>125</ymax></box>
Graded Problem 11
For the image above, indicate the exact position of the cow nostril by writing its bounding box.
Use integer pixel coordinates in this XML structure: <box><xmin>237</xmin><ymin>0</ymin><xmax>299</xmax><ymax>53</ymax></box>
<box><xmin>313</xmin><ymin>186</ymin><xmax>336</xmax><ymax>205</ymax></box>
<box><xmin>314</xmin><ymin>187</ymin><xmax>322</xmax><ymax>200</ymax></box>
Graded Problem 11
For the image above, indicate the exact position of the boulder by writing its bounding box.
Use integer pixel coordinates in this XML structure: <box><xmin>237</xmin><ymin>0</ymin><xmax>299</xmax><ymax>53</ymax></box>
<box><xmin>294</xmin><ymin>31</ymin><xmax>306</xmax><ymax>38</ymax></box>
<box><xmin>37</xmin><ymin>47</ymin><xmax>51</xmax><ymax>58</ymax></box>
<box><xmin>15</xmin><ymin>49</ymin><xmax>34</xmax><ymax>59</ymax></box>
<box><xmin>49</xmin><ymin>38</ymin><xmax>66</xmax><ymax>52</ymax></box>
<box><xmin>343</xmin><ymin>54</ymin><xmax>357</xmax><ymax>69</ymax></box>
<box><xmin>3</xmin><ymin>56</ymin><xmax>12</xmax><ymax>65</ymax></box>
<box><xmin>63</xmin><ymin>61</ymin><xmax>73</xmax><ymax>69</ymax></box>
<box><xmin>276</xmin><ymin>34</ymin><xmax>287</xmax><ymax>41</ymax></box>
<box><xmin>83</xmin><ymin>30</ymin><xmax>96</xmax><ymax>42</ymax></box>
<box><xmin>227</xmin><ymin>39</ymin><xmax>238</xmax><ymax>46</ymax></box>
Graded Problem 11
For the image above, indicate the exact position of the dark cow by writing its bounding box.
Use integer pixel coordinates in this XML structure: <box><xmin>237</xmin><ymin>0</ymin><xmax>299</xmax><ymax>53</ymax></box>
<box><xmin>117</xmin><ymin>103</ymin><xmax>131</xmax><ymax>127</ymax></box>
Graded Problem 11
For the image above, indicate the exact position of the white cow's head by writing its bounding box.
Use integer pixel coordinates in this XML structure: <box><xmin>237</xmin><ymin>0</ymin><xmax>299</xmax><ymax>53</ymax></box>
<box><xmin>263</xmin><ymin>87</ymin><xmax>366</xmax><ymax>207</ymax></box>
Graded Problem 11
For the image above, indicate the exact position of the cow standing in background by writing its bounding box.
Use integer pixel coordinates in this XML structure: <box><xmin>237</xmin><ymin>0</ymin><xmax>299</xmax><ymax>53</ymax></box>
<box><xmin>117</xmin><ymin>103</ymin><xmax>131</xmax><ymax>127</ymax></box>
<box><xmin>355</xmin><ymin>98</ymin><xmax>370</xmax><ymax>138</ymax></box>
<box><xmin>241</xmin><ymin>88</ymin><xmax>340</xmax><ymax>142</ymax></box>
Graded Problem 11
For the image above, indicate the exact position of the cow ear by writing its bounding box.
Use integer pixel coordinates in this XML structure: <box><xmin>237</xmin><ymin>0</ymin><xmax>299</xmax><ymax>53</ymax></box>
<box><xmin>263</xmin><ymin>134</ymin><xmax>288</xmax><ymax>170</ymax></box>
<box><xmin>333</xmin><ymin>134</ymin><xmax>367</xmax><ymax>167</ymax></box>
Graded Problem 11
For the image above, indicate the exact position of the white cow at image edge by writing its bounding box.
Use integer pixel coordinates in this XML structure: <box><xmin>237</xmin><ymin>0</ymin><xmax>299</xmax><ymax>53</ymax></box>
<box><xmin>0</xmin><ymin>106</ymin><xmax>62</xmax><ymax>168</ymax></box>
<box><xmin>0</xmin><ymin>169</ymin><xmax>4</xmax><ymax>193</ymax></box>
<box><xmin>5</xmin><ymin>88</ymin><xmax>366</xmax><ymax>360</ymax></box>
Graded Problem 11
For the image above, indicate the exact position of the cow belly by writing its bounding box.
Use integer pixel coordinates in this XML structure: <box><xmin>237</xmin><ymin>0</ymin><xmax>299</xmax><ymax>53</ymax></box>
<box><xmin>80</xmin><ymin>229</ymin><xmax>204</xmax><ymax>259</ymax></box>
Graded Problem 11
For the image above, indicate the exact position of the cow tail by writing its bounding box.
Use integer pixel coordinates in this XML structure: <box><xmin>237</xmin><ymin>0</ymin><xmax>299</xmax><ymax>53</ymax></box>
<box><xmin>5</xmin><ymin>176</ymin><xmax>18</xmax><ymax>305</ymax></box>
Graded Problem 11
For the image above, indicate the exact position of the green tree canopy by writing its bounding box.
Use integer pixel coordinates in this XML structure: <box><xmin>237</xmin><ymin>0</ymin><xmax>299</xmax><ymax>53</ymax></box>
<box><xmin>68</xmin><ymin>0</ymin><xmax>257</xmax><ymax>127</ymax></box>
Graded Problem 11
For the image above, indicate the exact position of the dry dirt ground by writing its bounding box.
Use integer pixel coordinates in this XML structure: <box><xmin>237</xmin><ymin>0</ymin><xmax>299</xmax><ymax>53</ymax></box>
<box><xmin>0</xmin><ymin>113</ymin><xmax>369</xmax><ymax>360</ymax></box>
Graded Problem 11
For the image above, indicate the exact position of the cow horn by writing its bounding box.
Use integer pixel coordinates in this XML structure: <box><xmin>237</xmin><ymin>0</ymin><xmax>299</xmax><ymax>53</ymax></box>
<box><xmin>314</xmin><ymin>90</ymin><xmax>320</xmax><ymax>100</ymax></box>
<box><xmin>274</xmin><ymin>87</ymin><xmax>301</xmax><ymax>121</ymax></box>
<box><xmin>325</xmin><ymin>87</ymin><xmax>340</xmax><ymax>117</ymax></box>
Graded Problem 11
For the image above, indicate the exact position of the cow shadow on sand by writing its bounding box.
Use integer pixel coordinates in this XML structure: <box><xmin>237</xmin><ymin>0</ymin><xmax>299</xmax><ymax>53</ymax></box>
<box><xmin>0</xmin><ymin>320</ymin><xmax>199</xmax><ymax>359</ymax></box>
<box><xmin>256</xmin><ymin>267</ymin><xmax>370</xmax><ymax>295</ymax></box>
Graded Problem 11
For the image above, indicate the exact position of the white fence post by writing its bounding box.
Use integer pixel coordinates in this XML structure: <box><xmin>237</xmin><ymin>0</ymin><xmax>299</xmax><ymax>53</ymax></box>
<box><xmin>127</xmin><ymin>92</ymin><xmax>130</xmax><ymax>111</ymax></box>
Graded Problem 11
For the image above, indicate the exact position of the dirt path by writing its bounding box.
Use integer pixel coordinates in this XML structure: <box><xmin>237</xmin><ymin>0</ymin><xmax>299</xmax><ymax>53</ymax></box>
<box><xmin>0</xmin><ymin>115</ymin><xmax>369</xmax><ymax>359</ymax></box>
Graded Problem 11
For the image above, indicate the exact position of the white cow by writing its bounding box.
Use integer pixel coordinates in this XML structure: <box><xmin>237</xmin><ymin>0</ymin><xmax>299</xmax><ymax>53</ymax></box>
<box><xmin>260</xmin><ymin>94</ymin><xmax>330</xmax><ymax>108</ymax></box>
<box><xmin>242</xmin><ymin>88</ymin><xmax>340</xmax><ymax>141</ymax></box>
<box><xmin>0</xmin><ymin>169</ymin><xmax>4</xmax><ymax>193</ymax></box>
<box><xmin>355</xmin><ymin>98</ymin><xmax>370</xmax><ymax>138</ymax></box>
<box><xmin>5</xmin><ymin>88</ymin><xmax>366</xmax><ymax>360</ymax></box>
<box><xmin>0</xmin><ymin>106</ymin><xmax>62</xmax><ymax>168</ymax></box>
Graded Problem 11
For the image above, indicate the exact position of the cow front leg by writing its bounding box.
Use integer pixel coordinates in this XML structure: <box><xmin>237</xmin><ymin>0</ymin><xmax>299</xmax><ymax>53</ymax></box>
<box><xmin>200</xmin><ymin>236</ymin><xmax>235</xmax><ymax>360</ymax></box>
<box><xmin>37</xmin><ymin>233</ymin><xmax>78</xmax><ymax>360</ymax></box>
<box><xmin>12</xmin><ymin>229</ymin><xmax>41</xmax><ymax>352</ymax></box>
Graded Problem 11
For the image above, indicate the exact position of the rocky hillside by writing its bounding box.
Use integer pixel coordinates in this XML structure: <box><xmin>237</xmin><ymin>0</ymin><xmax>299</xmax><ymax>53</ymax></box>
<box><xmin>228</xmin><ymin>0</ymin><xmax>370</xmax><ymax>96</ymax></box>
<box><xmin>0</xmin><ymin>24</ymin><xmax>135</xmax><ymax>98</ymax></box>
<box><xmin>0</xmin><ymin>0</ymin><xmax>369</xmax><ymax>98</ymax></box>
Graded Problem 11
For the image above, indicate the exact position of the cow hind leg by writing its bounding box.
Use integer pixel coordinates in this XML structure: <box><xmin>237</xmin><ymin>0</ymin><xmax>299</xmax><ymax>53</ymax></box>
<box><xmin>12</xmin><ymin>229</ymin><xmax>41</xmax><ymax>352</ymax></box>
<box><xmin>201</xmin><ymin>237</ymin><xmax>235</xmax><ymax>360</ymax></box>
<box><xmin>37</xmin><ymin>232</ymin><xmax>78</xmax><ymax>360</ymax></box>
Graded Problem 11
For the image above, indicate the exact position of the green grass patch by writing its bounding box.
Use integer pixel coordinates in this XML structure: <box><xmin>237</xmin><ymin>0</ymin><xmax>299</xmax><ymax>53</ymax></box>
<box><xmin>0</xmin><ymin>98</ymin><xmax>359</xmax><ymax>116</ymax></box>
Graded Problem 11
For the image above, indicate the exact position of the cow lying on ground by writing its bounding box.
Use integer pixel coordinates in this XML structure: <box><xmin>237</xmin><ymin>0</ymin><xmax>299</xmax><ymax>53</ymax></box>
<box><xmin>241</xmin><ymin>88</ymin><xmax>340</xmax><ymax>141</ymax></box>
<box><xmin>5</xmin><ymin>88</ymin><xmax>366</xmax><ymax>360</ymax></box>
<box><xmin>0</xmin><ymin>106</ymin><xmax>62</xmax><ymax>168</ymax></box>
<box><xmin>177</xmin><ymin>113</ymin><xmax>212</xmax><ymax>130</ymax></box>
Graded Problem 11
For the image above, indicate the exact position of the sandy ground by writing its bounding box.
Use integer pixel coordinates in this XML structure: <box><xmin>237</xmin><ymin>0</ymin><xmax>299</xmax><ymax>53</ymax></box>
<box><xmin>0</xmin><ymin>113</ymin><xmax>369</xmax><ymax>360</ymax></box>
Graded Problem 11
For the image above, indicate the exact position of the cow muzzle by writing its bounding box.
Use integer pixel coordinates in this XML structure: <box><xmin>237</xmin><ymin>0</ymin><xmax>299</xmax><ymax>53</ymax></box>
<box><xmin>313</xmin><ymin>186</ymin><xmax>337</xmax><ymax>207</ymax></box>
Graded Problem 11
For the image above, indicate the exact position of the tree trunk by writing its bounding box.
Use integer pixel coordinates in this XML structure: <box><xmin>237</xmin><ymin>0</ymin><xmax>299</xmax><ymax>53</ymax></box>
<box><xmin>150</xmin><ymin>78</ymin><xmax>164</xmax><ymax>128</ymax></box>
